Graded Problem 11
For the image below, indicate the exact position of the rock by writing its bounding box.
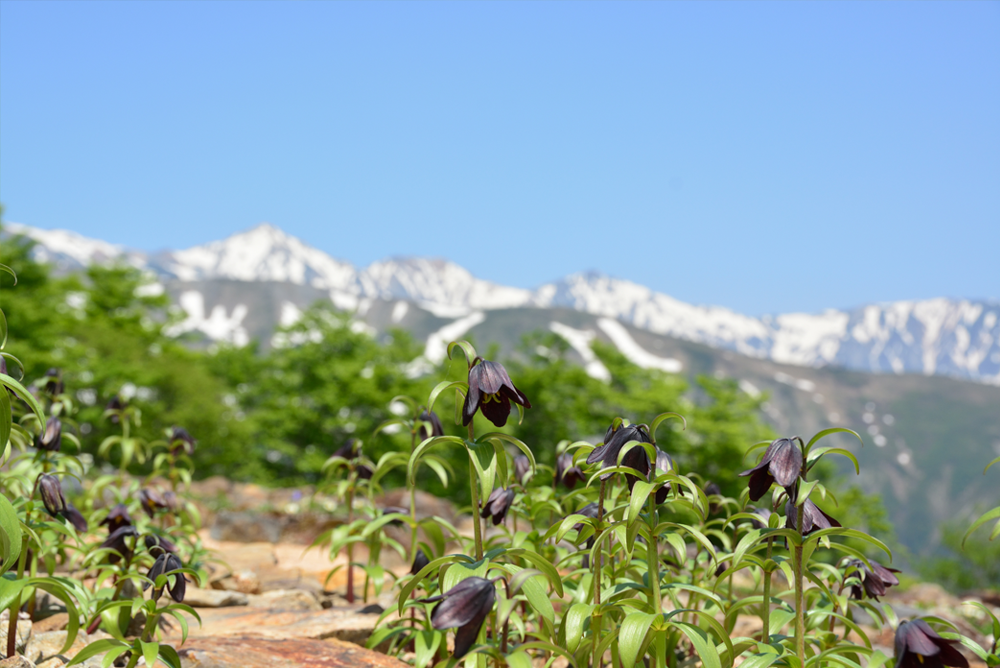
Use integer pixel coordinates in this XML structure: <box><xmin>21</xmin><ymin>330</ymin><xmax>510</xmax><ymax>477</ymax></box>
<box><xmin>0</xmin><ymin>656</ymin><xmax>35</xmax><ymax>668</ymax></box>
<box><xmin>176</xmin><ymin>636</ymin><xmax>409</xmax><ymax>668</ymax></box>
<box><xmin>0</xmin><ymin>611</ymin><xmax>33</xmax><ymax>656</ymax></box>
<box><xmin>210</xmin><ymin>570</ymin><xmax>261</xmax><ymax>595</ymax></box>
<box><xmin>183</xmin><ymin>588</ymin><xmax>249</xmax><ymax>608</ymax></box>
<box><xmin>24</xmin><ymin>630</ymin><xmax>111</xmax><ymax>666</ymax></box>
<box><xmin>245</xmin><ymin>590</ymin><xmax>321</xmax><ymax>612</ymax></box>
<box><xmin>31</xmin><ymin>615</ymin><xmax>69</xmax><ymax>634</ymax></box>
<box><xmin>211</xmin><ymin>511</ymin><xmax>285</xmax><ymax>544</ymax></box>
<box><xmin>167</xmin><ymin>607</ymin><xmax>380</xmax><ymax>645</ymax></box>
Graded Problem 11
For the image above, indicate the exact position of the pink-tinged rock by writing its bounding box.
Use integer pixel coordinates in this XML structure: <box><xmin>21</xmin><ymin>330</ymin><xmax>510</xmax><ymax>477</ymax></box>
<box><xmin>177</xmin><ymin>636</ymin><xmax>409</xmax><ymax>668</ymax></box>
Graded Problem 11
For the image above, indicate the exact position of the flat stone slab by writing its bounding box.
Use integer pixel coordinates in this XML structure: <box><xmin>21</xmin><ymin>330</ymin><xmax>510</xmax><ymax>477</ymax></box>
<box><xmin>169</xmin><ymin>607</ymin><xmax>380</xmax><ymax>646</ymax></box>
<box><xmin>177</xmin><ymin>636</ymin><xmax>409</xmax><ymax>668</ymax></box>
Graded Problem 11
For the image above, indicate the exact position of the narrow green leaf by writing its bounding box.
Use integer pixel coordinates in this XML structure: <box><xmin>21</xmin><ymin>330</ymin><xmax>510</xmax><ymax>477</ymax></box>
<box><xmin>618</xmin><ymin>612</ymin><xmax>657</xmax><ymax>668</ymax></box>
<box><xmin>564</xmin><ymin>603</ymin><xmax>595</xmax><ymax>653</ymax></box>
<box><xmin>65</xmin><ymin>639</ymin><xmax>129</xmax><ymax>666</ymax></box>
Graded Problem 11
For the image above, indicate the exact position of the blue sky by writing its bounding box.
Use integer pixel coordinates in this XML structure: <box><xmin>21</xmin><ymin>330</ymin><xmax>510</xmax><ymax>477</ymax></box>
<box><xmin>1</xmin><ymin>1</ymin><xmax>997</xmax><ymax>316</ymax></box>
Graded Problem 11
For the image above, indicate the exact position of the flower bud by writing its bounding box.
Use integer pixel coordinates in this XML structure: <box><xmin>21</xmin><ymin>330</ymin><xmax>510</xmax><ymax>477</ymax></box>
<box><xmin>37</xmin><ymin>417</ymin><xmax>62</xmax><ymax>452</ymax></box>
<box><xmin>513</xmin><ymin>454</ymin><xmax>531</xmax><ymax>486</ymax></box>
<box><xmin>39</xmin><ymin>474</ymin><xmax>67</xmax><ymax>517</ymax></box>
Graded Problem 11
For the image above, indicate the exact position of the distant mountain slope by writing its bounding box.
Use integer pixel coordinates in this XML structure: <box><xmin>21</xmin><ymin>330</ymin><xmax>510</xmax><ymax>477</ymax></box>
<box><xmin>5</xmin><ymin>221</ymin><xmax>999</xmax><ymax>385</ymax></box>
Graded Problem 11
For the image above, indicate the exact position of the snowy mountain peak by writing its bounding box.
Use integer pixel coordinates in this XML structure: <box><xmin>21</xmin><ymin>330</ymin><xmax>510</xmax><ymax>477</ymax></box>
<box><xmin>4</xmin><ymin>222</ymin><xmax>998</xmax><ymax>385</ymax></box>
<box><xmin>160</xmin><ymin>223</ymin><xmax>358</xmax><ymax>290</ymax></box>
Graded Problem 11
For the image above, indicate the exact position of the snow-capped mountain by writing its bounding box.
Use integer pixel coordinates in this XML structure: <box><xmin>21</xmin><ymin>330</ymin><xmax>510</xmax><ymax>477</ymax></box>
<box><xmin>5</xmin><ymin>221</ymin><xmax>999</xmax><ymax>385</ymax></box>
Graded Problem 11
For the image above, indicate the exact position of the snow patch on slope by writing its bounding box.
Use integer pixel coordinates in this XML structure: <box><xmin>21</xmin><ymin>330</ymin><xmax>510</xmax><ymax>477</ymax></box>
<box><xmin>596</xmin><ymin>318</ymin><xmax>683</xmax><ymax>373</ymax></box>
<box><xmin>549</xmin><ymin>322</ymin><xmax>611</xmax><ymax>381</ymax></box>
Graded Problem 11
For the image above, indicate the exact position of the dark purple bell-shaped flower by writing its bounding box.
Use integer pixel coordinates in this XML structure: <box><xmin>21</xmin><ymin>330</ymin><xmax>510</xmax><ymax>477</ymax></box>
<box><xmin>894</xmin><ymin>619</ymin><xmax>969</xmax><ymax>668</ymax></box>
<box><xmin>739</xmin><ymin>437</ymin><xmax>803</xmax><ymax>501</ymax></box>
<box><xmin>513</xmin><ymin>454</ymin><xmax>531</xmax><ymax>486</ymax></box>
<box><xmin>587</xmin><ymin>423</ymin><xmax>652</xmax><ymax>486</ymax></box>
<box><xmin>417</xmin><ymin>410</ymin><xmax>444</xmax><ymax>441</ymax></box>
<box><xmin>139</xmin><ymin>488</ymin><xmax>170</xmax><ymax>518</ymax></box>
<box><xmin>785</xmin><ymin>499</ymin><xmax>841</xmax><ymax>535</ymax></box>
<box><xmin>556</xmin><ymin>453</ymin><xmax>585</xmax><ymax>489</ymax></box>
<box><xmin>652</xmin><ymin>449</ymin><xmax>675</xmax><ymax>504</ymax></box>
<box><xmin>425</xmin><ymin>577</ymin><xmax>496</xmax><ymax>659</ymax></box>
<box><xmin>100</xmin><ymin>504</ymin><xmax>134</xmax><ymax>533</ymax></box>
<box><xmin>145</xmin><ymin>533</ymin><xmax>180</xmax><ymax>556</ymax></box>
<box><xmin>848</xmin><ymin>559</ymin><xmax>901</xmax><ymax>601</ymax></box>
<box><xmin>37</xmin><ymin>417</ymin><xmax>63</xmax><ymax>452</ymax></box>
<box><xmin>105</xmin><ymin>394</ymin><xmax>125</xmax><ymax>424</ymax></box>
<box><xmin>43</xmin><ymin>368</ymin><xmax>64</xmax><ymax>396</ymax></box>
<box><xmin>168</xmin><ymin>426</ymin><xmax>196</xmax><ymax>456</ymax></box>
<box><xmin>101</xmin><ymin>525</ymin><xmax>139</xmax><ymax>564</ymax></box>
<box><xmin>411</xmin><ymin>548</ymin><xmax>431</xmax><ymax>576</ymax></box>
<box><xmin>333</xmin><ymin>438</ymin><xmax>372</xmax><ymax>479</ymax></box>
<box><xmin>39</xmin><ymin>474</ymin><xmax>67</xmax><ymax>517</ymax></box>
<box><xmin>62</xmin><ymin>504</ymin><xmax>88</xmax><ymax>532</ymax></box>
<box><xmin>146</xmin><ymin>553</ymin><xmax>186</xmax><ymax>602</ymax></box>
<box><xmin>462</xmin><ymin>360</ymin><xmax>531</xmax><ymax>428</ymax></box>
<box><xmin>480</xmin><ymin>487</ymin><xmax>515</xmax><ymax>526</ymax></box>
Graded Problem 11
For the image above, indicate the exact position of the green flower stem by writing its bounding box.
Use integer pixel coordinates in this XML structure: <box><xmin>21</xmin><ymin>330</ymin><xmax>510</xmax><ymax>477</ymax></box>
<box><xmin>591</xmin><ymin>479</ymin><xmax>607</xmax><ymax>668</ymax></box>
<box><xmin>467</xmin><ymin>423</ymin><xmax>483</xmax><ymax>561</ymax></box>
<box><xmin>647</xmin><ymin>494</ymin><xmax>665</xmax><ymax>668</ymax></box>
<box><xmin>761</xmin><ymin>537</ymin><xmax>773</xmax><ymax>642</ymax></box>
<box><xmin>346</xmin><ymin>486</ymin><xmax>355</xmax><ymax>604</ymax></box>
<box><xmin>5</xmin><ymin>531</ymin><xmax>28</xmax><ymax>658</ymax></box>
<box><xmin>793</xmin><ymin>477</ymin><xmax>806</xmax><ymax>661</ymax></box>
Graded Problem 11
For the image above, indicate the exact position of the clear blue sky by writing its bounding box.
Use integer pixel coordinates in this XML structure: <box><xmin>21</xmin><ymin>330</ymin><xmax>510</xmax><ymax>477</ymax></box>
<box><xmin>2</xmin><ymin>1</ymin><xmax>997</xmax><ymax>316</ymax></box>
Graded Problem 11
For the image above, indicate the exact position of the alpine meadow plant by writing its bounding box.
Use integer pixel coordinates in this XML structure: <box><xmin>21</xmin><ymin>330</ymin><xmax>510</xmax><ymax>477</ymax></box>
<box><xmin>364</xmin><ymin>340</ymin><xmax>989</xmax><ymax>668</ymax></box>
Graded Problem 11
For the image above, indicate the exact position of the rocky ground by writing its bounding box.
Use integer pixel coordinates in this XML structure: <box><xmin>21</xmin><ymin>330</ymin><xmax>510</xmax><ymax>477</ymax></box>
<box><xmin>1</xmin><ymin>479</ymin><xmax>996</xmax><ymax>668</ymax></box>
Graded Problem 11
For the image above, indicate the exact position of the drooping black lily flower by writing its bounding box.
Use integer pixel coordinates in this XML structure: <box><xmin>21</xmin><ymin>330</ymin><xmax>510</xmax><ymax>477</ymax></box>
<box><xmin>411</xmin><ymin>548</ymin><xmax>430</xmax><ymax>575</ymax></box>
<box><xmin>417</xmin><ymin>410</ymin><xmax>444</xmax><ymax>441</ymax></box>
<box><xmin>139</xmin><ymin>488</ymin><xmax>170</xmax><ymax>518</ymax></box>
<box><xmin>462</xmin><ymin>359</ymin><xmax>531</xmax><ymax>428</ymax></box>
<box><xmin>848</xmin><ymin>559</ymin><xmax>901</xmax><ymax>601</ymax></box>
<box><xmin>37</xmin><ymin>417</ymin><xmax>63</xmax><ymax>452</ymax></box>
<box><xmin>39</xmin><ymin>474</ymin><xmax>67</xmax><ymax>517</ymax></box>
<box><xmin>168</xmin><ymin>426</ymin><xmax>196</xmax><ymax>456</ymax></box>
<box><xmin>703</xmin><ymin>481</ymin><xmax>722</xmax><ymax>513</ymax></box>
<box><xmin>145</xmin><ymin>533</ymin><xmax>180</xmax><ymax>556</ymax></box>
<box><xmin>105</xmin><ymin>395</ymin><xmax>125</xmax><ymax>424</ymax></box>
<box><xmin>513</xmin><ymin>454</ymin><xmax>531</xmax><ymax>486</ymax></box>
<box><xmin>43</xmin><ymin>368</ymin><xmax>64</xmax><ymax>396</ymax></box>
<box><xmin>894</xmin><ymin>619</ymin><xmax>969</xmax><ymax>668</ymax></box>
<box><xmin>382</xmin><ymin>507</ymin><xmax>409</xmax><ymax>527</ymax></box>
<box><xmin>146</xmin><ymin>553</ymin><xmax>186</xmax><ymax>602</ymax></box>
<box><xmin>570</xmin><ymin>502</ymin><xmax>601</xmax><ymax>568</ymax></box>
<box><xmin>480</xmin><ymin>487</ymin><xmax>515</xmax><ymax>526</ymax></box>
<box><xmin>785</xmin><ymin>499</ymin><xmax>841</xmax><ymax>535</ymax></box>
<box><xmin>100</xmin><ymin>504</ymin><xmax>134</xmax><ymax>533</ymax></box>
<box><xmin>556</xmin><ymin>453</ymin><xmax>585</xmax><ymax>489</ymax></box>
<box><xmin>587</xmin><ymin>423</ymin><xmax>652</xmax><ymax>486</ymax></box>
<box><xmin>739</xmin><ymin>437</ymin><xmax>803</xmax><ymax>502</ymax></box>
<box><xmin>652</xmin><ymin>449</ymin><xmax>675</xmax><ymax>504</ymax></box>
<box><xmin>333</xmin><ymin>438</ymin><xmax>373</xmax><ymax>479</ymax></box>
<box><xmin>424</xmin><ymin>577</ymin><xmax>496</xmax><ymax>659</ymax></box>
<box><xmin>101</xmin><ymin>525</ymin><xmax>139</xmax><ymax>563</ymax></box>
<box><xmin>63</xmin><ymin>504</ymin><xmax>88</xmax><ymax>532</ymax></box>
<box><xmin>747</xmin><ymin>506</ymin><xmax>776</xmax><ymax>530</ymax></box>
<box><xmin>162</xmin><ymin>490</ymin><xmax>181</xmax><ymax>512</ymax></box>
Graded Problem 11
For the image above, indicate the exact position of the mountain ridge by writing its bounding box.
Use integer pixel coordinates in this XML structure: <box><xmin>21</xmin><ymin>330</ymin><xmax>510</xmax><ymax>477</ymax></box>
<box><xmin>5</xmin><ymin>221</ymin><xmax>999</xmax><ymax>385</ymax></box>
